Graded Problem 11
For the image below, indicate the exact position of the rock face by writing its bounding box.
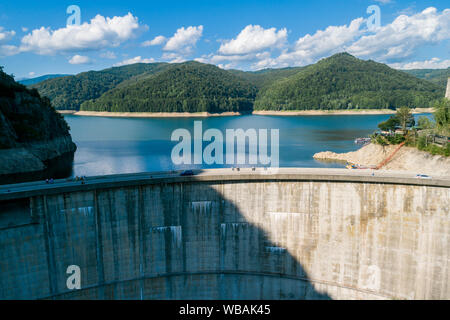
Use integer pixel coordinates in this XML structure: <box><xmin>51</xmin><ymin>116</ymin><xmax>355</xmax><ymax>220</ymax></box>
<box><xmin>314</xmin><ymin>143</ymin><xmax>450</xmax><ymax>177</ymax></box>
<box><xmin>0</xmin><ymin>67</ymin><xmax>76</xmax><ymax>182</ymax></box>
<box><xmin>0</xmin><ymin>136</ymin><xmax>76</xmax><ymax>175</ymax></box>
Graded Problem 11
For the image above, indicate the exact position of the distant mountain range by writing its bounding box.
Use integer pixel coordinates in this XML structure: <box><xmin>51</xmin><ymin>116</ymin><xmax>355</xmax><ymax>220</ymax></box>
<box><xmin>29</xmin><ymin>53</ymin><xmax>446</xmax><ymax>112</ymax></box>
<box><xmin>402</xmin><ymin>68</ymin><xmax>450</xmax><ymax>89</ymax></box>
<box><xmin>18</xmin><ymin>74</ymin><xmax>71</xmax><ymax>86</ymax></box>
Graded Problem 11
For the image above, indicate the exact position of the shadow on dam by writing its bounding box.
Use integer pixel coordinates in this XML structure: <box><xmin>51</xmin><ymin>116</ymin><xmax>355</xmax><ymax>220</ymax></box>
<box><xmin>0</xmin><ymin>171</ymin><xmax>331</xmax><ymax>300</ymax></box>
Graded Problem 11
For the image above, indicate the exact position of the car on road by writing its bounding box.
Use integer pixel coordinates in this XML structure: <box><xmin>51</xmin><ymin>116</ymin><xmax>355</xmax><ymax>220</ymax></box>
<box><xmin>415</xmin><ymin>174</ymin><xmax>432</xmax><ymax>179</ymax></box>
<box><xmin>180</xmin><ymin>170</ymin><xmax>195</xmax><ymax>176</ymax></box>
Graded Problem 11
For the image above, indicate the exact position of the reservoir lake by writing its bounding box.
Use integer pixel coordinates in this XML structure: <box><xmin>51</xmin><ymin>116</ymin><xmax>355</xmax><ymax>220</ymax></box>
<box><xmin>64</xmin><ymin>113</ymin><xmax>429</xmax><ymax>177</ymax></box>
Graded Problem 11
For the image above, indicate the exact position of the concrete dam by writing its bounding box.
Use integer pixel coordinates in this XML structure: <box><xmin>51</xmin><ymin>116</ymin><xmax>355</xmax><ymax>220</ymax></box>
<box><xmin>0</xmin><ymin>168</ymin><xmax>449</xmax><ymax>300</ymax></box>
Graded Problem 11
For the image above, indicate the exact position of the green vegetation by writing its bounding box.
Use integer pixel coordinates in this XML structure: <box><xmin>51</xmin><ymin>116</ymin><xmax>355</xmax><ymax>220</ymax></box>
<box><xmin>81</xmin><ymin>62</ymin><xmax>257</xmax><ymax>113</ymax></box>
<box><xmin>31</xmin><ymin>63</ymin><xmax>168</xmax><ymax>110</ymax></box>
<box><xmin>415</xmin><ymin>135</ymin><xmax>450</xmax><ymax>156</ymax></box>
<box><xmin>371</xmin><ymin>133</ymin><xmax>406</xmax><ymax>146</ymax></box>
<box><xmin>396</xmin><ymin>106</ymin><xmax>415</xmax><ymax>131</ymax></box>
<box><xmin>433</xmin><ymin>98</ymin><xmax>450</xmax><ymax>136</ymax></box>
<box><xmin>378</xmin><ymin>116</ymin><xmax>400</xmax><ymax>132</ymax></box>
<box><xmin>403</xmin><ymin>68</ymin><xmax>449</xmax><ymax>90</ymax></box>
<box><xmin>0</xmin><ymin>66</ymin><xmax>72</xmax><ymax>149</ymax></box>
<box><xmin>229</xmin><ymin>67</ymin><xmax>305</xmax><ymax>90</ymax></box>
<box><xmin>417</xmin><ymin>116</ymin><xmax>434</xmax><ymax>130</ymax></box>
<box><xmin>254</xmin><ymin>53</ymin><xmax>443</xmax><ymax>111</ymax></box>
<box><xmin>373</xmin><ymin>100</ymin><xmax>450</xmax><ymax>156</ymax></box>
<box><xmin>30</xmin><ymin>53</ymin><xmax>445</xmax><ymax>113</ymax></box>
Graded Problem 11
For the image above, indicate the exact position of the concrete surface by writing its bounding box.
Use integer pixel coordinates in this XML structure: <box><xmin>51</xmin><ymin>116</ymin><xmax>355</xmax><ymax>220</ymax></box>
<box><xmin>446</xmin><ymin>77</ymin><xmax>450</xmax><ymax>99</ymax></box>
<box><xmin>0</xmin><ymin>168</ymin><xmax>449</xmax><ymax>300</ymax></box>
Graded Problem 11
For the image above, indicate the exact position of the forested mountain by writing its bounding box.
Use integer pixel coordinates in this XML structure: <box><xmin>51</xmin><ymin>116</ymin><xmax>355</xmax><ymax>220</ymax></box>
<box><xmin>254</xmin><ymin>53</ymin><xmax>443</xmax><ymax>110</ymax></box>
<box><xmin>31</xmin><ymin>63</ymin><xmax>168</xmax><ymax>110</ymax></box>
<box><xmin>0</xmin><ymin>67</ymin><xmax>73</xmax><ymax>149</ymax></box>
<box><xmin>81</xmin><ymin>62</ymin><xmax>257</xmax><ymax>113</ymax></box>
<box><xmin>30</xmin><ymin>53</ymin><xmax>445</xmax><ymax>113</ymax></box>
<box><xmin>402</xmin><ymin>68</ymin><xmax>450</xmax><ymax>89</ymax></box>
<box><xmin>18</xmin><ymin>74</ymin><xmax>71</xmax><ymax>86</ymax></box>
<box><xmin>230</xmin><ymin>67</ymin><xmax>305</xmax><ymax>89</ymax></box>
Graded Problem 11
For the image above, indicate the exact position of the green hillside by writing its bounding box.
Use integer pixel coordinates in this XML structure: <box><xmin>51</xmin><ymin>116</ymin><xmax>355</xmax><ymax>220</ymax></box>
<box><xmin>254</xmin><ymin>53</ymin><xmax>443</xmax><ymax>111</ymax></box>
<box><xmin>31</xmin><ymin>63</ymin><xmax>168</xmax><ymax>110</ymax></box>
<box><xmin>230</xmin><ymin>67</ymin><xmax>304</xmax><ymax>89</ymax></box>
<box><xmin>81</xmin><ymin>61</ymin><xmax>257</xmax><ymax>113</ymax></box>
<box><xmin>0</xmin><ymin>67</ymin><xmax>72</xmax><ymax>149</ymax></box>
<box><xmin>402</xmin><ymin>68</ymin><xmax>449</xmax><ymax>89</ymax></box>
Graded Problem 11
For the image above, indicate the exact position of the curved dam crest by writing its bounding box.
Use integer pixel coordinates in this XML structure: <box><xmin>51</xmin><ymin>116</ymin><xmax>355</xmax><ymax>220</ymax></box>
<box><xmin>0</xmin><ymin>169</ymin><xmax>449</xmax><ymax>300</ymax></box>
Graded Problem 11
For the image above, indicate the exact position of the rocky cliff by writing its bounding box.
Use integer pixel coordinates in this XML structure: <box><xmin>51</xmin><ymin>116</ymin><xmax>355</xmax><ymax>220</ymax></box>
<box><xmin>0</xmin><ymin>67</ymin><xmax>76</xmax><ymax>183</ymax></box>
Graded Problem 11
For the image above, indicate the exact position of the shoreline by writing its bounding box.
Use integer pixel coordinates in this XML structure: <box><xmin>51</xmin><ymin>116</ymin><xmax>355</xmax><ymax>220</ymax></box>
<box><xmin>313</xmin><ymin>143</ymin><xmax>450</xmax><ymax>177</ymax></box>
<box><xmin>58</xmin><ymin>108</ymin><xmax>434</xmax><ymax>118</ymax></box>
<box><xmin>252</xmin><ymin>108</ymin><xmax>433</xmax><ymax>116</ymax></box>
<box><xmin>59</xmin><ymin>111</ymin><xmax>244</xmax><ymax>118</ymax></box>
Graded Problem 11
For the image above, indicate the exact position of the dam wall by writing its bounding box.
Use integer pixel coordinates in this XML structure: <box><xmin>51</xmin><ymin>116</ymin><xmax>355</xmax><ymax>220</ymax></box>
<box><xmin>0</xmin><ymin>169</ymin><xmax>449</xmax><ymax>299</ymax></box>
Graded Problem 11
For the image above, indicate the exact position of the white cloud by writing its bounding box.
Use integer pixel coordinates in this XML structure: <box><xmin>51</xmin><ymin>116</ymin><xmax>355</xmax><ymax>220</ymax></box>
<box><xmin>375</xmin><ymin>0</ymin><xmax>391</xmax><ymax>4</ymax></box>
<box><xmin>196</xmin><ymin>25</ymin><xmax>287</xmax><ymax>70</ymax></box>
<box><xmin>28</xmin><ymin>71</ymin><xmax>35</xmax><ymax>77</ymax></box>
<box><xmin>163</xmin><ymin>25</ymin><xmax>203</xmax><ymax>53</ymax></box>
<box><xmin>69</xmin><ymin>55</ymin><xmax>91</xmax><ymax>64</ymax></box>
<box><xmin>347</xmin><ymin>7</ymin><xmax>450</xmax><ymax>61</ymax></box>
<box><xmin>216</xmin><ymin>63</ymin><xmax>238</xmax><ymax>70</ymax></box>
<box><xmin>100</xmin><ymin>51</ymin><xmax>117</xmax><ymax>59</ymax></box>
<box><xmin>251</xmin><ymin>56</ymin><xmax>282</xmax><ymax>70</ymax></box>
<box><xmin>21</xmin><ymin>27</ymin><xmax>28</xmax><ymax>33</ymax></box>
<box><xmin>0</xmin><ymin>27</ymin><xmax>16</xmax><ymax>42</ymax></box>
<box><xmin>15</xmin><ymin>13</ymin><xmax>141</xmax><ymax>55</ymax></box>
<box><xmin>218</xmin><ymin>25</ymin><xmax>287</xmax><ymax>55</ymax></box>
<box><xmin>211</xmin><ymin>7</ymin><xmax>450</xmax><ymax>70</ymax></box>
<box><xmin>389</xmin><ymin>57</ymin><xmax>450</xmax><ymax>70</ymax></box>
<box><xmin>142</xmin><ymin>35</ymin><xmax>166</xmax><ymax>47</ymax></box>
<box><xmin>161</xmin><ymin>52</ymin><xmax>187</xmax><ymax>63</ymax></box>
<box><xmin>113</xmin><ymin>56</ymin><xmax>155</xmax><ymax>66</ymax></box>
<box><xmin>196</xmin><ymin>52</ymin><xmax>273</xmax><ymax>71</ymax></box>
<box><xmin>0</xmin><ymin>45</ymin><xmax>20</xmax><ymax>56</ymax></box>
<box><xmin>268</xmin><ymin>17</ymin><xmax>366</xmax><ymax>68</ymax></box>
<box><xmin>200</xmin><ymin>51</ymin><xmax>269</xmax><ymax>64</ymax></box>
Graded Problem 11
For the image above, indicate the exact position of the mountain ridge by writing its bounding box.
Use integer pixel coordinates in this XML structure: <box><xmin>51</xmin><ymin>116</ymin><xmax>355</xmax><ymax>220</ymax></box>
<box><xmin>254</xmin><ymin>53</ymin><xmax>443</xmax><ymax>110</ymax></box>
<box><xmin>81</xmin><ymin>61</ymin><xmax>257</xmax><ymax>113</ymax></box>
<box><xmin>31</xmin><ymin>53</ymin><xmax>445</xmax><ymax>112</ymax></box>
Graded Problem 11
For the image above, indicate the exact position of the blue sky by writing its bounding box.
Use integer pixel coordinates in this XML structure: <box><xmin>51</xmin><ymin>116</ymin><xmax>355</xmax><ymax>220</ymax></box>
<box><xmin>0</xmin><ymin>0</ymin><xmax>449</xmax><ymax>78</ymax></box>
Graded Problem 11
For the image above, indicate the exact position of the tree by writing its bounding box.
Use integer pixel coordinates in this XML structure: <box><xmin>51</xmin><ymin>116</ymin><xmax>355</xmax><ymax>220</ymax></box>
<box><xmin>433</xmin><ymin>99</ymin><xmax>450</xmax><ymax>135</ymax></box>
<box><xmin>417</xmin><ymin>116</ymin><xmax>434</xmax><ymax>130</ymax></box>
<box><xmin>396</xmin><ymin>106</ymin><xmax>415</xmax><ymax>131</ymax></box>
<box><xmin>378</xmin><ymin>116</ymin><xmax>399</xmax><ymax>131</ymax></box>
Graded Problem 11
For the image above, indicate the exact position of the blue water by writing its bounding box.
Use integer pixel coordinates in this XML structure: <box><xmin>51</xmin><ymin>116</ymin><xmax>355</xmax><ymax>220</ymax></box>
<box><xmin>64</xmin><ymin>114</ymin><xmax>430</xmax><ymax>177</ymax></box>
